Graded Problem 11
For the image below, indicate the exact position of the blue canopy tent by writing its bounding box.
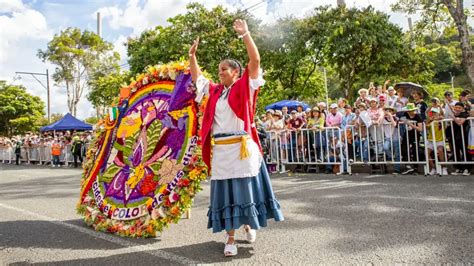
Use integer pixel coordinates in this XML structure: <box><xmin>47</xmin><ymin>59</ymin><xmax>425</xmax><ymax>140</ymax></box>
<box><xmin>40</xmin><ymin>113</ymin><xmax>93</xmax><ymax>132</ymax></box>
<box><xmin>264</xmin><ymin>100</ymin><xmax>310</xmax><ymax>111</ymax></box>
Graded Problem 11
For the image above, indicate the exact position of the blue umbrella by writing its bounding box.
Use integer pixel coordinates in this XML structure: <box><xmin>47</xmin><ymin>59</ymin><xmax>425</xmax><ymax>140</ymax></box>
<box><xmin>265</xmin><ymin>100</ymin><xmax>310</xmax><ymax>111</ymax></box>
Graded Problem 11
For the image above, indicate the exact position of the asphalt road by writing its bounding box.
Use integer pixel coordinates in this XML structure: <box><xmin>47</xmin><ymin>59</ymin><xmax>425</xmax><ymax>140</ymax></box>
<box><xmin>0</xmin><ymin>163</ymin><xmax>473</xmax><ymax>265</ymax></box>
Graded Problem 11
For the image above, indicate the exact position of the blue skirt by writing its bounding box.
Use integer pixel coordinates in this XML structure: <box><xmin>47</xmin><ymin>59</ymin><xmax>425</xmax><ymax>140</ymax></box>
<box><xmin>207</xmin><ymin>161</ymin><xmax>284</xmax><ymax>233</ymax></box>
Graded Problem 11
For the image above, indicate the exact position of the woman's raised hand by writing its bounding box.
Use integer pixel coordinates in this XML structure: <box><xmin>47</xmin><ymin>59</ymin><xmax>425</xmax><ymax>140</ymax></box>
<box><xmin>189</xmin><ymin>37</ymin><xmax>199</xmax><ymax>57</ymax></box>
<box><xmin>233</xmin><ymin>19</ymin><xmax>248</xmax><ymax>35</ymax></box>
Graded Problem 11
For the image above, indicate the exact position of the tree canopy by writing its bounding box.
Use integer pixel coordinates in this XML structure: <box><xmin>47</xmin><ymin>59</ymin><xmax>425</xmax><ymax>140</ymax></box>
<box><xmin>38</xmin><ymin>28</ymin><xmax>120</xmax><ymax>116</ymax></box>
<box><xmin>121</xmin><ymin>3</ymin><xmax>471</xmax><ymax>111</ymax></box>
<box><xmin>0</xmin><ymin>82</ymin><xmax>45</xmax><ymax>136</ymax></box>
<box><xmin>393</xmin><ymin>0</ymin><xmax>473</xmax><ymax>89</ymax></box>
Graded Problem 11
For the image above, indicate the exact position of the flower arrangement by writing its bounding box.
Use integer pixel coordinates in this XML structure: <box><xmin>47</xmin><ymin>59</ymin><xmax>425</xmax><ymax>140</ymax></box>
<box><xmin>77</xmin><ymin>61</ymin><xmax>208</xmax><ymax>238</ymax></box>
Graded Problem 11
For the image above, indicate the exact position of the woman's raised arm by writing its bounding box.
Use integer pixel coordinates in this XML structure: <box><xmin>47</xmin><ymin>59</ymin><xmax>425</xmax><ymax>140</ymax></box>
<box><xmin>233</xmin><ymin>19</ymin><xmax>260</xmax><ymax>79</ymax></box>
<box><xmin>188</xmin><ymin>37</ymin><xmax>202</xmax><ymax>82</ymax></box>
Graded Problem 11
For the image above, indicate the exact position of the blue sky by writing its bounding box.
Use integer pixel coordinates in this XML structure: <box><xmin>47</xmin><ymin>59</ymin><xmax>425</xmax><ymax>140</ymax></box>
<box><xmin>0</xmin><ymin>0</ymin><xmax>464</xmax><ymax>119</ymax></box>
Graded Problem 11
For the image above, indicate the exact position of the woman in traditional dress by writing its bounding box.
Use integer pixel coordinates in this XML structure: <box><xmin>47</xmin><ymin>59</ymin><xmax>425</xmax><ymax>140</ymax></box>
<box><xmin>188</xmin><ymin>19</ymin><xmax>284</xmax><ymax>257</ymax></box>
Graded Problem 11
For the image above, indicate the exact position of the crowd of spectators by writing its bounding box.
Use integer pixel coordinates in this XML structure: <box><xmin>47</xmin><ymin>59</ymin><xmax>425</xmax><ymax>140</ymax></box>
<box><xmin>258</xmin><ymin>81</ymin><xmax>474</xmax><ymax>176</ymax></box>
<box><xmin>0</xmin><ymin>130</ymin><xmax>92</xmax><ymax>168</ymax></box>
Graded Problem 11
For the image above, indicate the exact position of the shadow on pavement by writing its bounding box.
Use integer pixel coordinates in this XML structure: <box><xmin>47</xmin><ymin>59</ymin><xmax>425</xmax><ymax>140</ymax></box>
<box><xmin>10</xmin><ymin>251</ymin><xmax>179</xmax><ymax>266</ymax></box>
<box><xmin>0</xmin><ymin>220</ymin><xmax>119</xmax><ymax>250</ymax></box>
<box><xmin>270</xmin><ymin>173</ymin><xmax>474</xmax><ymax>263</ymax></box>
<box><xmin>0</xmin><ymin>219</ymin><xmax>159</xmax><ymax>251</ymax></box>
<box><xmin>160</xmin><ymin>241</ymin><xmax>254</xmax><ymax>263</ymax></box>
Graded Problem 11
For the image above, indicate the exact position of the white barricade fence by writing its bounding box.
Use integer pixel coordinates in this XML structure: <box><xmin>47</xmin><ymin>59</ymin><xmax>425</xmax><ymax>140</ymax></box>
<box><xmin>0</xmin><ymin>146</ymin><xmax>14</xmax><ymax>163</ymax></box>
<box><xmin>264</xmin><ymin>127</ymin><xmax>345</xmax><ymax>174</ymax></box>
<box><xmin>344</xmin><ymin>119</ymin><xmax>429</xmax><ymax>175</ymax></box>
<box><xmin>1</xmin><ymin>143</ymin><xmax>89</xmax><ymax>166</ymax></box>
<box><xmin>427</xmin><ymin>117</ymin><xmax>474</xmax><ymax>175</ymax></box>
<box><xmin>264</xmin><ymin>119</ymin><xmax>441</xmax><ymax>175</ymax></box>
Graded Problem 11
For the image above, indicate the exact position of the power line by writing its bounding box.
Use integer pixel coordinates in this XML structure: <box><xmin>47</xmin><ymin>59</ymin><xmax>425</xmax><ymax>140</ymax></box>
<box><xmin>245</xmin><ymin>1</ymin><xmax>265</xmax><ymax>12</ymax></box>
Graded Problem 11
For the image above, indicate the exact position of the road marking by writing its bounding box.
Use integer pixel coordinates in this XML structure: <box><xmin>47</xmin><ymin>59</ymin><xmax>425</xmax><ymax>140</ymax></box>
<box><xmin>377</xmin><ymin>195</ymin><xmax>474</xmax><ymax>203</ymax></box>
<box><xmin>0</xmin><ymin>202</ymin><xmax>199</xmax><ymax>265</ymax></box>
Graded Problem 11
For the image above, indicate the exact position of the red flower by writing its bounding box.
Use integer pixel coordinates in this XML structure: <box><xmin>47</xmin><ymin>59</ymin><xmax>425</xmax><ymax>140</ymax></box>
<box><xmin>164</xmin><ymin>196</ymin><xmax>172</xmax><ymax>207</ymax></box>
<box><xmin>178</xmin><ymin>178</ymin><xmax>190</xmax><ymax>187</ymax></box>
<box><xmin>140</xmin><ymin>174</ymin><xmax>158</xmax><ymax>195</ymax></box>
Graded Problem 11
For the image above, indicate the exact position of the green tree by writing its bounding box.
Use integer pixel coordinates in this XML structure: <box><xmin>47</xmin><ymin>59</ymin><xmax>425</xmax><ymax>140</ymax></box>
<box><xmin>0</xmin><ymin>83</ymin><xmax>45</xmax><ymax>136</ymax></box>
<box><xmin>258</xmin><ymin>17</ymin><xmax>325</xmax><ymax>105</ymax></box>
<box><xmin>127</xmin><ymin>3</ymin><xmax>257</xmax><ymax>79</ymax></box>
<box><xmin>316</xmin><ymin>6</ymin><xmax>409</xmax><ymax>99</ymax></box>
<box><xmin>393</xmin><ymin>0</ymin><xmax>473</xmax><ymax>88</ymax></box>
<box><xmin>84</xmin><ymin>116</ymin><xmax>99</xmax><ymax>125</ymax></box>
<box><xmin>425</xmin><ymin>83</ymin><xmax>465</xmax><ymax>100</ymax></box>
<box><xmin>36</xmin><ymin>113</ymin><xmax>65</xmax><ymax>127</ymax></box>
<box><xmin>88</xmin><ymin>70</ymin><xmax>131</xmax><ymax>116</ymax></box>
<box><xmin>38</xmin><ymin>28</ymin><xmax>120</xmax><ymax>116</ymax></box>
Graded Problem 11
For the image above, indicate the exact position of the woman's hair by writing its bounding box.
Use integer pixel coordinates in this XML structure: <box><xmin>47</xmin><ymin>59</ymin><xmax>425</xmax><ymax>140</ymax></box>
<box><xmin>221</xmin><ymin>59</ymin><xmax>243</xmax><ymax>77</ymax></box>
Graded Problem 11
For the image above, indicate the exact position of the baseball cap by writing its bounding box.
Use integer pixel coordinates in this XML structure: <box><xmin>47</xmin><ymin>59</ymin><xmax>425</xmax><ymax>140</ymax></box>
<box><xmin>330</xmin><ymin>103</ymin><xmax>338</xmax><ymax>109</ymax></box>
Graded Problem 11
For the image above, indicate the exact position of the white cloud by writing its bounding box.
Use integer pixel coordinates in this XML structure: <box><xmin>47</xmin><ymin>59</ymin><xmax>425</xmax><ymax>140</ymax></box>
<box><xmin>0</xmin><ymin>8</ymin><xmax>51</xmax><ymax>64</ymax></box>
<box><xmin>95</xmin><ymin>0</ymin><xmax>415</xmax><ymax>36</ymax></box>
<box><xmin>0</xmin><ymin>0</ymin><xmax>93</xmax><ymax>119</ymax></box>
<box><xmin>0</xmin><ymin>0</ymin><xmax>25</xmax><ymax>13</ymax></box>
<box><xmin>96</xmin><ymin>0</ymin><xmax>189</xmax><ymax>36</ymax></box>
<box><xmin>112</xmin><ymin>34</ymin><xmax>129</xmax><ymax>65</ymax></box>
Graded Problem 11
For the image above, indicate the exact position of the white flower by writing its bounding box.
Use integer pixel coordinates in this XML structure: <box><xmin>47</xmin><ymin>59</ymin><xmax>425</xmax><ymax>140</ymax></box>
<box><xmin>169</xmin><ymin>70</ymin><xmax>176</xmax><ymax>80</ymax></box>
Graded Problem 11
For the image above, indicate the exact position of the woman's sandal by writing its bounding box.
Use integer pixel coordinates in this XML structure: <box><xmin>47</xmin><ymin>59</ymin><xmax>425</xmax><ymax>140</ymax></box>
<box><xmin>244</xmin><ymin>225</ymin><xmax>256</xmax><ymax>243</ymax></box>
<box><xmin>224</xmin><ymin>234</ymin><xmax>237</xmax><ymax>257</ymax></box>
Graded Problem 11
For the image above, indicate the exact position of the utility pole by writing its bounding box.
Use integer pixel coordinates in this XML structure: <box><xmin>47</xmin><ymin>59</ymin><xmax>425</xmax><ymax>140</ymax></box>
<box><xmin>408</xmin><ymin>17</ymin><xmax>415</xmax><ymax>49</ymax></box>
<box><xmin>97</xmin><ymin>12</ymin><xmax>102</xmax><ymax>37</ymax></box>
<box><xmin>96</xmin><ymin>11</ymin><xmax>102</xmax><ymax>118</ymax></box>
<box><xmin>449</xmin><ymin>72</ymin><xmax>455</xmax><ymax>89</ymax></box>
<box><xmin>15</xmin><ymin>70</ymin><xmax>51</xmax><ymax>123</ymax></box>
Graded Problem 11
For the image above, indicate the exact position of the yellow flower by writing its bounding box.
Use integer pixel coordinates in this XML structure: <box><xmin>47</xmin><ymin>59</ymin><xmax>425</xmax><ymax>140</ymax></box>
<box><xmin>188</xmin><ymin>169</ymin><xmax>200</xmax><ymax>180</ymax></box>
<box><xmin>136</xmin><ymin>73</ymin><xmax>145</xmax><ymax>82</ymax></box>
<box><xmin>147</xmin><ymin>65</ymin><xmax>157</xmax><ymax>74</ymax></box>
<box><xmin>127</xmin><ymin>164</ymin><xmax>145</xmax><ymax>189</ymax></box>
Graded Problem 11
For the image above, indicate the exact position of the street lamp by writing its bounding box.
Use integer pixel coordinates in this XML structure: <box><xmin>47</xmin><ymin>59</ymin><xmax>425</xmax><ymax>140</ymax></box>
<box><xmin>323</xmin><ymin>67</ymin><xmax>329</xmax><ymax>107</ymax></box>
<box><xmin>15</xmin><ymin>70</ymin><xmax>51</xmax><ymax>123</ymax></box>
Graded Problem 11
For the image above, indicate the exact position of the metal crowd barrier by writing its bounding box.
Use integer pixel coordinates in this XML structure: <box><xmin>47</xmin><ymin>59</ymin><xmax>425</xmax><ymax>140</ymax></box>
<box><xmin>0</xmin><ymin>143</ymin><xmax>90</xmax><ymax>166</ymax></box>
<box><xmin>426</xmin><ymin>118</ymin><xmax>474</xmax><ymax>175</ymax></box>
<box><xmin>265</xmin><ymin>127</ymin><xmax>345</xmax><ymax>174</ymax></box>
<box><xmin>344</xmin><ymin>120</ymin><xmax>429</xmax><ymax>175</ymax></box>
<box><xmin>264</xmin><ymin>117</ymin><xmax>474</xmax><ymax>175</ymax></box>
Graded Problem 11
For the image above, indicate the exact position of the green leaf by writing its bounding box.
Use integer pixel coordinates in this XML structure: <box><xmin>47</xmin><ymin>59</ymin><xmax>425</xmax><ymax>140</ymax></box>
<box><xmin>100</xmin><ymin>164</ymin><xmax>121</xmax><ymax>183</ymax></box>
<box><xmin>113</xmin><ymin>142</ymin><xmax>132</xmax><ymax>157</ymax></box>
<box><xmin>149</xmin><ymin>162</ymin><xmax>162</xmax><ymax>176</ymax></box>
<box><xmin>145</xmin><ymin>120</ymin><xmax>162</xmax><ymax>159</ymax></box>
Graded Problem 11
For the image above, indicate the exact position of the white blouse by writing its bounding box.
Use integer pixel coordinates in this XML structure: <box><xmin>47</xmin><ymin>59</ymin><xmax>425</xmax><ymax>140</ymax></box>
<box><xmin>195</xmin><ymin>69</ymin><xmax>265</xmax><ymax>180</ymax></box>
